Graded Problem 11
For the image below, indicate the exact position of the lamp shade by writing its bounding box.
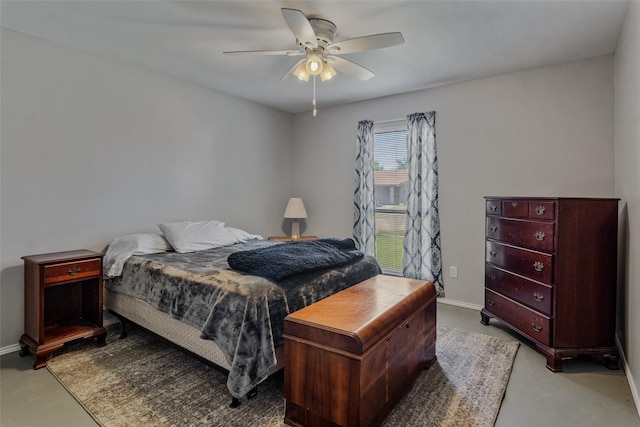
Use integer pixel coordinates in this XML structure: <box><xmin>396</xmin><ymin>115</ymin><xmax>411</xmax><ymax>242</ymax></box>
<box><xmin>305</xmin><ymin>55</ymin><xmax>324</xmax><ymax>76</ymax></box>
<box><xmin>284</xmin><ymin>198</ymin><xmax>307</xmax><ymax>219</ymax></box>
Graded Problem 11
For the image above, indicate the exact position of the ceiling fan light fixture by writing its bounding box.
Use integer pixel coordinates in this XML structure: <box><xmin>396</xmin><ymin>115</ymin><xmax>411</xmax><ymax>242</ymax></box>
<box><xmin>305</xmin><ymin>54</ymin><xmax>324</xmax><ymax>75</ymax></box>
<box><xmin>293</xmin><ymin>62</ymin><xmax>310</xmax><ymax>81</ymax></box>
<box><xmin>320</xmin><ymin>62</ymin><xmax>336</xmax><ymax>81</ymax></box>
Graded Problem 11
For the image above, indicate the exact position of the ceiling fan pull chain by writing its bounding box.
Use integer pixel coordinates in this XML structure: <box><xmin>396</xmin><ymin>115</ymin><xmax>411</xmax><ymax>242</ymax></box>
<box><xmin>313</xmin><ymin>75</ymin><xmax>317</xmax><ymax>117</ymax></box>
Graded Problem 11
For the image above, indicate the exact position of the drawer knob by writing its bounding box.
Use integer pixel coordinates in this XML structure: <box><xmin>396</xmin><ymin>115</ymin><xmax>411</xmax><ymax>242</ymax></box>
<box><xmin>511</xmin><ymin>202</ymin><xmax>519</xmax><ymax>207</ymax></box>
<box><xmin>531</xmin><ymin>322</ymin><xmax>543</xmax><ymax>333</ymax></box>
<box><xmin>68</xmin><ymin>267</ymin><xmax>81</xmax><ymax>276</ymax></box>
<box><xmin>533</xmin><ymin>261</ymin><xmax>544</xmax><ymax>272</ymax></box>
<box><xmin>488</xmin><ymin>203</ymin><xmax>497</xmax><ymax>212</ymax></box>
<box><xmin>490</xmin><ymin>225</ymin><xmax>498</xmax><ymax>233</ymax></box>
<box><xmin>533</xmin><ymin>292</ymin><xmax>544</xmax><ymax>302</ymax></box>
<box><xmin>534</xmin><ymin>231</ymin><xmax>546</xmax><ymax>241</ymax></box>
<box><xmin>488</xmin><ymin>274</ymin><xmax>496</xmax><ymax>281</ymax></box>
<box><xmin>489</xmin><ymin>250</ymin><xmax>497</xmax><ymax>257</ymax></box>
<box><xmin>535</xmin><ymin>205</ymin><xmax>547</xmax><ymax>216</ymax></box>
<box><xmin>487</xmin><ymin>299</ymin><xmax>495</xmax><ymax>307</ymax></box>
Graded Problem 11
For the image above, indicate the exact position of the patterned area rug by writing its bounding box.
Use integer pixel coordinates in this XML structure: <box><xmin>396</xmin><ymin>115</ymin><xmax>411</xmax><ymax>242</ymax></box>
<box><xmin>47</xmin><ymin>324</ymin><xmax>518</xmax><ymax>426</ymax></box>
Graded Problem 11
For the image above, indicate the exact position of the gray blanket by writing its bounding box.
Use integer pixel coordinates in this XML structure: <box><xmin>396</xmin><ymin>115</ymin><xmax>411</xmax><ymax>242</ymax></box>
<box><xmin>105</xmin><ymin>240</ymin><xmax>381</xmax><ymax>398</ymax></box>
<box><xmin>227</xmin><ymin>238</ymin><xmax>364</xmax><ymax>281</ymax></box>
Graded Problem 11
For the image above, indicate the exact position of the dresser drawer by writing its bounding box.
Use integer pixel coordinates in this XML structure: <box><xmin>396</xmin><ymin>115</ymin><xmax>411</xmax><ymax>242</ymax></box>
<box><xmin>529</xmin><ymin>201</ymin><xmax>555</xmax><ymax>220</ymax></box>
<box><xmin>486</xmin><ymin>241</ymin><xmax>553</xmax><ymax>284</ymax></box>
<box><xmin>486</xmin><ymin>217</ymin><xmax>555</xmax><ymax>252</ymax></box>
<box><xmin>485</xmin><ymin>289</ymin><xmax>551</xmax><ymax>346</ymax></box>
<box><xmin>486</xmin><ymin>200</ymin><xmax>502</xmax><ymax>216</ymax></box>
<box><xmin>485</xmin><ymin>265</ymin><xmax>552</xmax><ymax>316</ymax></box>
<box><xmin>502</xmin><ymin>200</ymin><xmax>529</xmax><ymax>218</ymax></box>
<box><xmin>43</xmin><ymin>259</ymin><xmax>101</xmax><ymax>285</ymax></box>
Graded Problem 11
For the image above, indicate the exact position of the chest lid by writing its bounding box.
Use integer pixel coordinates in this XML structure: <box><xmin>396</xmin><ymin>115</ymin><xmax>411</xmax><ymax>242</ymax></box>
<box><xmin>284</xmin><ymin>275</ymin><xmax>436</xmax><ymax>355</ymax></box>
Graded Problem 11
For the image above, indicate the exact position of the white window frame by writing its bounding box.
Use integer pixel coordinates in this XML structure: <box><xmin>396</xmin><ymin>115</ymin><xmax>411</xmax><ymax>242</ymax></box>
<box><xmin>373</xmin><ymin>120</ymin><xmax>407</xmax><ymax>276</ymax></box>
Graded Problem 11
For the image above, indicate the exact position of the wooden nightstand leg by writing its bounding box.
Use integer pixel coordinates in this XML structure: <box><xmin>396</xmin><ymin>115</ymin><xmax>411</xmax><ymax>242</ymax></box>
<box><xmin>96</xmin><ymin>330</ymin><xmax>107</xmax><ymax>347</ymax></box>
<box><xmin>19</xmin><ymin>345</ymin><xmax>29</xmax><ymax>357</ymax></box>
<box><xmin>33</xmin><ymin>352</ymin><xmax>49</xmax><ymax>370</ymax></box>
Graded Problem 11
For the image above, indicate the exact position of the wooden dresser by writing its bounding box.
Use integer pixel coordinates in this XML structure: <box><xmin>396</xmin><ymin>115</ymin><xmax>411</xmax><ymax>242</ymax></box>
<box><xmin>284</xmin><ymin>275</ymin><xmax>437</xmax><ymax>427</ymax></box>
<box><xmin>481</xmin><ymin>197</ymin><xmax>619</xmax><ymax>371</ymax></box>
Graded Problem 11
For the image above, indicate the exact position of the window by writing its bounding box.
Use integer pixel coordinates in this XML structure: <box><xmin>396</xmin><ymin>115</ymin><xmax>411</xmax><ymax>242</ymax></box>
<box><xmin>373</xmin><ymin>121</ymin><xmax>407</xmax><ymax>274</ymax></box>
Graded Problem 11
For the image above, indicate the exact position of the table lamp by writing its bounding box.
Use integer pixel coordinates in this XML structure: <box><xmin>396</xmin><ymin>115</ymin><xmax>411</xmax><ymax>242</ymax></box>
<box><xmin>284</xmin><ymin>198</ymin><xmax>307</xmax><ymax>238</ymax></box>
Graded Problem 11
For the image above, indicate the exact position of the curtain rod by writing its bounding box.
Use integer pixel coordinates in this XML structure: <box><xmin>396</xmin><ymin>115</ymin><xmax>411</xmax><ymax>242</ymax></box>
<box><xmin>374</xmin><ymin>117</ymin><xmax>405</xmax><ymax>124</ymax></box>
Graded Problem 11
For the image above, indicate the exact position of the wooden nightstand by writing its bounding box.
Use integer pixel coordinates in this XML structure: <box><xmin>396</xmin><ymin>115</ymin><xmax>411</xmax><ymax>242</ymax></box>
<box><xmin>19</xmin><ymin>250</ymin><xmax>107</xmax><ymax>369</ymax></box>
<box><xmin>268</xmin><ymin>236</ymin><xmax>318</xmax><ymax>242</ymax></box>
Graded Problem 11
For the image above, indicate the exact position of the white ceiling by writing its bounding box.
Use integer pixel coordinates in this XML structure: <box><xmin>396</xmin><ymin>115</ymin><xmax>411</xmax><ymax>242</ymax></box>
<box><xmin>1</xmin><ymin>1</ymin><xmax>629</xmax><ymax>113</ymax></box>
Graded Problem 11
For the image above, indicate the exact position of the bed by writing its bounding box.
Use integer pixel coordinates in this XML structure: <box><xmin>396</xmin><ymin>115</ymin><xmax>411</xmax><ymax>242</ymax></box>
<box><xmin>103</xmin><ymin>222</ymin><xmax>381</xmax><ymax>406</ymax></box>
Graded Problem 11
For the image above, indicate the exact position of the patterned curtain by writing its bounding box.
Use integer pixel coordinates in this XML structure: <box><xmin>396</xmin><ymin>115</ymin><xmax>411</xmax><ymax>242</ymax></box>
<box><xmin>353</xmin><ymin>120</ymin><xmax>376</xmax><ymax>257</ymax></box>
<box><xmin>403</xmin><ymin>112</ymin><xmax>444</xmax><ymax>296</ymax></box>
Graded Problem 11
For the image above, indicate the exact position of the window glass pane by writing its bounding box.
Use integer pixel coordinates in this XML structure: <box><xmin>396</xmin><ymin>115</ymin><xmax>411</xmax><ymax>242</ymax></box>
<box><xmin>373</xmin><ymin>127</ymin><xmax>407</xmax><ymax>274</ymax></box>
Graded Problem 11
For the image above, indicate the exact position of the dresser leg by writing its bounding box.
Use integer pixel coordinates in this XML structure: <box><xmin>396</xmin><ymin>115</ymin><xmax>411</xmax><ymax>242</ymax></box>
<box><xmin>602</xmin><ymin>353</ymin><xmax>620</xmax><ymax>370</ymax></box>
<box><xmin>480</xmin><ymin>309</ymin><xmax>491</xmax><ymax>325</ymax></box>
<box><xmin>545</xmin><ymin>354</ymin><xmax>563</xmax><ymax>372</ymax></box>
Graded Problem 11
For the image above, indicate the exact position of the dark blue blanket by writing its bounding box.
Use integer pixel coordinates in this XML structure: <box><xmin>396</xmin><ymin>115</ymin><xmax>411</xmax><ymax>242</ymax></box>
<box><xmin>227</xmin><ymin>238</ymin><xmax>364</xmax><ymax>281</ymax></box>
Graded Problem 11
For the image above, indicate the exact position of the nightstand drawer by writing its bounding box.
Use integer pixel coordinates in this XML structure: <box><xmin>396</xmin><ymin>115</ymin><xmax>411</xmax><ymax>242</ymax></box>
<box><xmin>44</xmin><ymin>259</ymin><xmax>101</xmax><ymax>285</ymax></box>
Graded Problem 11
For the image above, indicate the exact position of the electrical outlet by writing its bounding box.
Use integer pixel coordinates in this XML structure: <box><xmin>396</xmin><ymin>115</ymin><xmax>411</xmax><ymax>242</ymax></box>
<box><xmin>449</xmin><ymin>266</ymin><xmax>458</xmax><ymax>278</ymax></box>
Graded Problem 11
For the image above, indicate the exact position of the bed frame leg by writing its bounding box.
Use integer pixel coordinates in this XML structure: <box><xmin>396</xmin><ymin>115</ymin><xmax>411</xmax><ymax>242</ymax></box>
<box><xmin>229</xmin><ymin>386</ymin><xmax>257</xmax><ymax>408</ymax></box>
<box><xmin>247</xmin><ymin>387</ymin><xmax>258</xmax><ymax>399</ymax></box>
<box><xmin>118</xmin><ymin>317</ymin><xmax>128</xmax><ymax>339</ymax></box>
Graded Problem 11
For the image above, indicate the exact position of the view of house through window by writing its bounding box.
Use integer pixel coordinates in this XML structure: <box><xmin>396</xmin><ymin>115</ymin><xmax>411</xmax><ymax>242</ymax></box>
<box><xmin>374</xmin><ymin>121</ymin><xmax>407</xmax><ymax>274</ymax></box>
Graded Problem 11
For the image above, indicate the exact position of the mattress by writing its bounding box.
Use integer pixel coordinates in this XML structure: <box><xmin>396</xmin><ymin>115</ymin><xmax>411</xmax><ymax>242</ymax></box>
<box><xmin>105</xmin><ymin>239</ymin><xmax>381</xmax><ymax>398</ymax></box>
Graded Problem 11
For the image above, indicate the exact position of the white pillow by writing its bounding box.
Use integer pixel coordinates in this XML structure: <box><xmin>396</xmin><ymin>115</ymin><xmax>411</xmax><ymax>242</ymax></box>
<box><xmin>225</xmin><ymin>226</ymin><xmax>263</xmax><ymax>242</ymax></box>
<box><xmin>104</xmin><ymin>233</ymin><xmax>172</xmax><ymax>277</ymax></box>
<box><xmin>158</xmin><ymin>220</ymin><xmax>239</xmax><ymax>253</ymax></box>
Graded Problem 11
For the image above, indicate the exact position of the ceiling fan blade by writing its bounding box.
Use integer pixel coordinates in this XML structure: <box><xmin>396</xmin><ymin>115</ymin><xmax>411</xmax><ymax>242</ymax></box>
<box><xmin>223</xmin><ymin>49</ymin><xmax>304</xmax><ymax>56</ymax></box>
<box><xmin>326</xmin><ymin>32</ymin><xmax>404</xmax><ymax>55</ymax></box>
<box><xmin>280</xmin><ymin>59</ymin><xmax>307</xmax><ymax>81</ymax></box>
<box><xmin>281</xmin><ymin>8</ymin><xmax>318</xmax><ymax>49</ymax></box>
<box><xmin>327</xmin><ymin>56</ymin><xmax>375</xmax><ymax>81</ymax></box>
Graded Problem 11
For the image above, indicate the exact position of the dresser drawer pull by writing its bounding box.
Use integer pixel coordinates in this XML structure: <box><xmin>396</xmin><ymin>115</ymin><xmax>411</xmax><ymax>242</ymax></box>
<box><xmin>511</xmin><ymin>202</ymin><xmax>519</xmax><ymax>207</ymax></box>
<box><xmin>489</xmin><ymin>250</ymin><xmax>497</xmax><ymax>257</ymax></box>
<box><xmin>487</xmin><ymin>299</ymin><xmax>495</xmax><ymax>307</ymax></box>
<box><xmin>533</xmin><ymin>261</ymin><xmax>544</xmax><ymax>272</ymax></box>
<box><xmin>534</xmin><ymin>205</ymin><xmax>547</xmax><ymax>216</ymax></box>
<box><xmin>531</xmin><ymin>322</ymin><xmax>543</xmax><ymax>333</ymax></box>
<box><xmin>488</xmin><ymin>203</ymin><xmax>497</xmax><ymax>212</ymax></box>
<box><xmin>533</xmin><ymin>292</ymin><xmax>544</xmax><ymax>302</ymax></box>
<box><xmin>534</xmin><ymin>231</ymin><xmax>546</xmax><ymax>241</ymax></box>
<box><xmin>489</xmin><ymin>225</ymin><xmax>498</xmax><ymax>233</ymax></box>
<box><xmin>67</xmin><ymin>267</ymin><xmax>81</xmax><ymax>276</ymax></box>
<box><xmin>488</xmin><ymin>274</ymin><xmax>496</xmax><ymax>281</ymax></box>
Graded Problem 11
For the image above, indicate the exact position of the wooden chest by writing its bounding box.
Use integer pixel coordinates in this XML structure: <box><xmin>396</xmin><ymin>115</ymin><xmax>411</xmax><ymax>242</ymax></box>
<box><xmin>481</xmin><ymin>197</ymin><xmax>619</xmax><ymax>371</ymax></box>
<box><xmin>283</xmin><ymin>275</ymin><xmax>437</xmax><ymax>427</ymax></box>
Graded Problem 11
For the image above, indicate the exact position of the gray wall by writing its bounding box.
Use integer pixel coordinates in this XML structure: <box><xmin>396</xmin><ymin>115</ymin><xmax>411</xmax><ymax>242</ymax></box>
<box><xmin>291</xmin><ymin>55</ymin><xmax>616</xmax><ymax>307</ymax></box>
<box><xmin>614</xmin><ymin>0</ymin><xmax>640</xmax><ymax>412</ymax></box>
<box><xmin>0</xmin><ymin>29</ymin><xmax>293</xmax><ymax>348</ymax></box>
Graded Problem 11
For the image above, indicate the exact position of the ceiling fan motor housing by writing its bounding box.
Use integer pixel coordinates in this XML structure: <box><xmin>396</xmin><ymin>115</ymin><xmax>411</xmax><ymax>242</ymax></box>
<box><xmin>298</xmin><ymin>18</ymin><xmax>337</xmax><ymax>53</ymax></box>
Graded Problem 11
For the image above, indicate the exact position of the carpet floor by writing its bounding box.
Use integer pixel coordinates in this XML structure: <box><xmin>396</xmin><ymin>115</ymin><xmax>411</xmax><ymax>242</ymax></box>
<box><xmin>47</xmin><ymin>324</ymin><xmax>518</xmax><ymax>426</ymax></box>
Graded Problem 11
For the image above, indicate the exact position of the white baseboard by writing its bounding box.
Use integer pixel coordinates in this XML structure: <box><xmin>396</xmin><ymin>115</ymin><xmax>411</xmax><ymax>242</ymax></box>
<box><xmin>437</xmin><ymin>297</ymin><xmax>483</xmax><ymax>311</ymax></box>
<box><xmin>0</xmin><ymin>343</ymin><xmax>21</xmax><ymax>356</ymax></box>
<box><xmin>616</xmin><ymin>335</ymin><xmax>640</xmax><ymax>416</ymax></box>
<box><xmin>0</xmin><ymin>317</ymin><xmax>119</xmax><ymax>357</ymax></box>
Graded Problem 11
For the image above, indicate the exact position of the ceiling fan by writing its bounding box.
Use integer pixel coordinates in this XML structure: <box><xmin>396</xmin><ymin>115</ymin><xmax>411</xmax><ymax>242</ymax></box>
<box><xmin>223</xmin><ymin>8</ymin><xmax>405</xmax><ymax>83</ymax></box>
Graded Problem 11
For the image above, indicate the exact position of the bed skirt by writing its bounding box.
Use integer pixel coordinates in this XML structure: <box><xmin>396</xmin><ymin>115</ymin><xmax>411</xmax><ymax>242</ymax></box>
<box><xmin>104</xmin><ymin>288</ymin><xmax>284</xmax><ymax>375</ymax></box>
